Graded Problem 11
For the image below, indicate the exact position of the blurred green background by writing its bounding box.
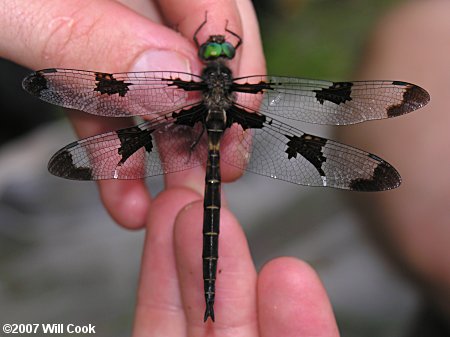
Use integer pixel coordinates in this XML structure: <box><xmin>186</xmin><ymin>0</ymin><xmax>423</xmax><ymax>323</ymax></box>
<box><xmin>258</xmin><ymin>0</ymin><xmax>404</xmax><ymax>78</ymax></box>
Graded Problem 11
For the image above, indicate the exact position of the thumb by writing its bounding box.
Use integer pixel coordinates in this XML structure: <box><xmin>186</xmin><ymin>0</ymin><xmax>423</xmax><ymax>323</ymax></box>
<box><xmin>1</xmin><ymin>0</ymin><xmax>197</xmax><ymax>229</ymax></box>
<box><xmin>0</xmin><ymin>0</ymin><xmax>197</xmax><ymax>72</ymax></box>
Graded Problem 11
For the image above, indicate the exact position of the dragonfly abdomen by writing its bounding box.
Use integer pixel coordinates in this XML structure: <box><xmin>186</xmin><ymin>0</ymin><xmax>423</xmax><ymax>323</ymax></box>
<box><xmin>202</xmin><ymin>123</ymin><xmax>223</xmax><ymax>322</ymax></box>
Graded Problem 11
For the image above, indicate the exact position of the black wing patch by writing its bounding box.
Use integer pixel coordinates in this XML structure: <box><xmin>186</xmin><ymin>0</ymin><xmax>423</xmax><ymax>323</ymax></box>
<box><xmin>349</xmin><ymin>158</ymin><xmax>400</xmax><ymax>191</ymax></box>
<box><xmin>226</xmin><ymin>106</ymin><xmax>266</xmax><ymax>130</ymax></box>
<box><xmin>173</xmin><ymin>103</ymin><xmax>207</xmax><ymax>127</ymax></box>
<box><xmin>285</xmin><ymin>134</ymin><xmax>327</xmax><ymax>176</ymax></box>
<box><xmin>22</xmin><ymin>68</ymin><xmax>56</xmax><ymax>97</ymax></box>
<box><xmin>48</xmin><ymin>144</ymin><xmax>93</xmax><ymax>180</ymax></box>
<box><xmin>313</xmin><ymin>81</ymin><xmax>353</xmax><ymax>105</ymax></box>
<box><xmin>116</xmin><ymin>126</ymin><xmax>154</xmax><ymax>165</ymax></box>
<box><xmin>94</xmin><ymin>72</ymin><xmax>131</xmax><ymax>97</ymax></box>
<box><xmin>387</xmin><ymin>81</ymin><xmax>430</xmax><ymax>117</ymax></box>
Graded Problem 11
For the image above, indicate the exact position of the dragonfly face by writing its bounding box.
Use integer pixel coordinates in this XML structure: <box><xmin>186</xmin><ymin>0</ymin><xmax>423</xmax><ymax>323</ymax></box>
<box><xmin>22</xmin><ymin>17</ymin><xmax>430</xmax><ymax>323</ymax></box>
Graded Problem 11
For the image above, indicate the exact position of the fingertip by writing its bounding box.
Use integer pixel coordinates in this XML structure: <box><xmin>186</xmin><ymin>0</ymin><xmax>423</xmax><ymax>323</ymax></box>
<box><xmin>98</xmin><ymin>179</ymin><xmax>151</xmax><ymax>229</ymax></box>
<box><xmin>174</xmin><ymin>204</ymin><xmax>257</xmax><ymax>327</ymax></box>
<box><xmin>164</xmin><ymin>167</ymin><xmax>205</xmax><ymax>197</ymax></box>
<box><xmin>131</xmin><ymin>49</ymin><xmax>194</xmax><ymax>73</ymax></box>
<box><xmin>146</xmin><ymin>187</ymin><xmax>203</xmax><ymax>231</ymax></box>
<box><xmin>258</xmin><ymin>257</ymin><xmax>339</xmax><ymax>337</ymax></box>
<box><xmin>259</xmin><ymin>257</ymin><xmax>321</xmax><ymax>293</ymax></box>
<box><xmin>133</xmin><ymin>188</ymin><xmax>202</xmax><ymax>335</ymax></box>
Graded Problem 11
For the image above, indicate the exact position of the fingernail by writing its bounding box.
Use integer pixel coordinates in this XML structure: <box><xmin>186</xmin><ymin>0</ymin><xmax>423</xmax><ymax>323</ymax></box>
<box><xmin>131</xmin><ymin>50</ymin><xmax>191</xmax><ymax>73</ymax></box>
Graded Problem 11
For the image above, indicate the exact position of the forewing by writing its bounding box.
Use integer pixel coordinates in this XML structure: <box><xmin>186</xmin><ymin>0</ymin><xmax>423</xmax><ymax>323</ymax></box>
<box><xmin>233</xmin><ymin>76</ymin><xmax>430</xmax><ymax>125</ymax></box>
<box><xmin>222</xmin><ymin>107</ymin><xmax>401</xmax><ymax>191</ymax></box>
<box><xmin>23</xmin><ymin>69</ymin><xmax>204</xmax><ymax>117</ymax></box>
<box><xmin>48</xmin><ymin>114</ymin><xmax>207</xmax><ymax>180</ymax></box>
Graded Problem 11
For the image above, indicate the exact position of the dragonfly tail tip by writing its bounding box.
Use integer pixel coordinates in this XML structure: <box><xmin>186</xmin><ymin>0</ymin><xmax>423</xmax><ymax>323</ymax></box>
<box><xmin>203</xmin><ymin>305</ymin><xmax>215</xmax><ymax>322</ymax></box>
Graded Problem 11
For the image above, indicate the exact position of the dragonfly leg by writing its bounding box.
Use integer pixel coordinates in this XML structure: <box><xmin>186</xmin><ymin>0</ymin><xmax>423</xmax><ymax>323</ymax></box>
<box><xmin>224</xmin><ymin>20</ymin><xmax>242</xmax><ymax>50</ymax></box>
<box><xmin>190</xmin><ymin>124</ymin><xmax>205</xmax><ymax>151</ymax></box>
<box><xmin>193</xmin><ymin>12</ymin><xmax>208</xmax><ymax>48</ymax></box>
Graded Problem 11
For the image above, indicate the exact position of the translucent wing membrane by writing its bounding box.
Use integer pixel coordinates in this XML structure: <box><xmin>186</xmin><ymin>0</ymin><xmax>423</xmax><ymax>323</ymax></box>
<box><xmin>48</xmin><ymin>112</ymin><xmax>207</xmax><ymax>180</ymax></box>
<box><xmin>49</xmin><ymin>106</ymin><xmax>400</xmax><ymax>190</ymax></box>
<box><xmin>23</xmin><ymin>69</ymin><xmax>204</xmax><ymax>117</ymax></box>
<box><xmin>23</xmin><ymin>69</ymin><xmax>429</xmax><ymax>124</ymax></box>
<box><xmin>30</xmin><ymin>69</ymin><xmax>428</xmax><ymax>190</ymax></box>
<box><xmin>233</xmin><ymin>76</ymin><xmax>430</xmax><ymax>125</ymax></box>
<box><xmin>222</xmin><ymin>107</ymin><xmax>401</xmax><ymax>191</ymax></box>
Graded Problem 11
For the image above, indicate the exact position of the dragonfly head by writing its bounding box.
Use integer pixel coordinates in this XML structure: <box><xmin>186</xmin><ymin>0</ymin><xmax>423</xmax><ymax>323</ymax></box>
<box><xmin>198</xmin><ymin>35</ymin><xmax>236</xmax><ymax>62</ymax></box>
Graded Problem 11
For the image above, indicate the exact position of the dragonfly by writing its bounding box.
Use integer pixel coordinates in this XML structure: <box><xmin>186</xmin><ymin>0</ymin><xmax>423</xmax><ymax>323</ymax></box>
<box><xmin>22</xmin><ymin>17</ymin><xmax>429</xmax><ymax>322</ymax></box>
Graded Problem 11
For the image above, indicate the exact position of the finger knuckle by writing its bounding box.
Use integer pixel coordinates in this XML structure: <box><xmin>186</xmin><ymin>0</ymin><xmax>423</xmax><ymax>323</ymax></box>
<box><xmin>41</xmin><ymin>6</ymin><xmax>101</xmax><ymax>66</ymax></box>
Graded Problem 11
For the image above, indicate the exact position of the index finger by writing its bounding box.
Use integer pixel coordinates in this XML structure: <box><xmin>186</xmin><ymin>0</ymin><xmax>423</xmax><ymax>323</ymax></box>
<box><xmin>157</xmin><ymin>0</ymin><xmax>266</xmax><ymax>186</ymax></box>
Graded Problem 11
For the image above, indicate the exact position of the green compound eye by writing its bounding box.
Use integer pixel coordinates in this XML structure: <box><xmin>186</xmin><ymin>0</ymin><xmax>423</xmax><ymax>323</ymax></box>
<box><xmin>203</xmin><ymin>43</ymin><xmax>222</xmax><ymax>59</ymax></box>
<box><xmin>199</xmin><ymin>41</ymin><xmax>237</xmax><ymax>60</ymax></box>
<box><xmin>221</xmin><ymin>42</ymin><xmax>235</xmax><ymax>59</ymax></box>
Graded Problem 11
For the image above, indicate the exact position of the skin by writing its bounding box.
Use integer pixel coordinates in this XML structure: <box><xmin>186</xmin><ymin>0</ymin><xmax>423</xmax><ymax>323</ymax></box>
<box><xmin>338</xmin><ymin>0</ymin><xmax>450</xmax><ymax>321</ymax></box>
<box><xmin>0</xmin><ymin>1</ymin><xmax>340</xmax><ymax>336</ymax></box>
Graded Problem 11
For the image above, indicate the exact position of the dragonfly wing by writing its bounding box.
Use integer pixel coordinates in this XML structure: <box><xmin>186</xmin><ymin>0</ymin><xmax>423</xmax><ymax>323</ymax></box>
<box><xmin>48</xmin><ymin>112</ymin><xmax>208</xmax><ymax>180</ymax></box>
<box><xmin>232</xmin><ymin>76</ymin><xmax>430</xmax><ymax>125</ymax></box>
<box><xmin>23</xmin><ymin>68</ymin><xmax>204</xmax><ymax>117</ymax></box>
<box><xmin>222</xmin><ymin>106</ymin><xmax>400</xmax><ymax>191</ymax></box>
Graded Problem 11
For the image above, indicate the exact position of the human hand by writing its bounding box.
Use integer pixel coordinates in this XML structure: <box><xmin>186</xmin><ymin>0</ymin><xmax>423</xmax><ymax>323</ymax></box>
<box><xmin>2</xmin><ymin>1</ymin><xmax>341</xmax><ymax>333</ymax></box>
<box><xmin>1</xmin><ymin>0</ymin><xmax>265</xmax><ymax>228</ymax></box>
<box><xmin>133</xmin><ymin>188</ymin><xmax>340</xmax><ymax>336</ymax></box>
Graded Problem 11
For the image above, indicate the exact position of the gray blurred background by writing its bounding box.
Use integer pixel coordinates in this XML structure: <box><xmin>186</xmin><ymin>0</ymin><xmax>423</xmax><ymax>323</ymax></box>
<box><xmin>0</xmin><ymin>1</ymin><xmax>444</xmax><ymax>336</ymax></box>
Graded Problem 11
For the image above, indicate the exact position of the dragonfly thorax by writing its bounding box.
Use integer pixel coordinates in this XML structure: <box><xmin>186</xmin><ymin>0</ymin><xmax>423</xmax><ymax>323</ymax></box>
<box><xmin>202</xmin><ymin>61</ymin><xmax>234</xmax><ymax>111</ymax></box>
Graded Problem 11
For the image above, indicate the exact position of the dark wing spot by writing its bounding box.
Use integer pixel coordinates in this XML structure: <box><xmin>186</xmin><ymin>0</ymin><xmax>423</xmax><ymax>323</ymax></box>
<box><xmin>285</xmin><ymin>134</ymin><xmax>327</xmax><ymax>176</ymax></box>
<box><xmin>349</xmin><ymin>159</ymin><xmax>401</xmax><ymax>191</ymax></box>
<box><xmin>387</xmin><ymin>82</ymin><xmax>431</xmax><ymax>117</ymax></box>
<box><xmin>227</xmin><ymin>106</ymin><xmax>266</xmax><ymax>130</ymax></box>
<box><xmin>22</xmin><ymin>70</ymin><xmax>54</xmax><ymax>97</ymax></box>
<box><xmin>40</xmin><ymin>68</ymin><xmax>58</xmax><ymax>73</ymax></box>
<box><xmin>392</xmin><ymin>80</ymin><xmax>408</xmax><ymax>86</ymax></box>
<box><xmin>314</xmin><ymin>82</ymin><xmax>353</xmax><ymax>105</ymax></box>
<box><xmin>173</xmin><ymin>104</ymin><xmax>207</xmax><ymax>127</ymax></box>
<box><xmin>231</xmin><ymin>81</ymin><xmax>274</xmax><ymax>94</ymax></box>
<box><xmin>48</xmin><ymin>147</ymin><xmax>93</xmax><ymax>180</ymax></box>
<box><xmin>169</xmin><ymin>78</ymin><xmax>205</xmax><ymax>91</ymax></box>
<box><xmin>117</xmin><ymin>127</ymin><xmax>154</xmax><ymax>164</ymax></box>
<box><xmin>94</xmin><ymin>72</ymin><xmax>131</xmax><ymax>97</ymax></box>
